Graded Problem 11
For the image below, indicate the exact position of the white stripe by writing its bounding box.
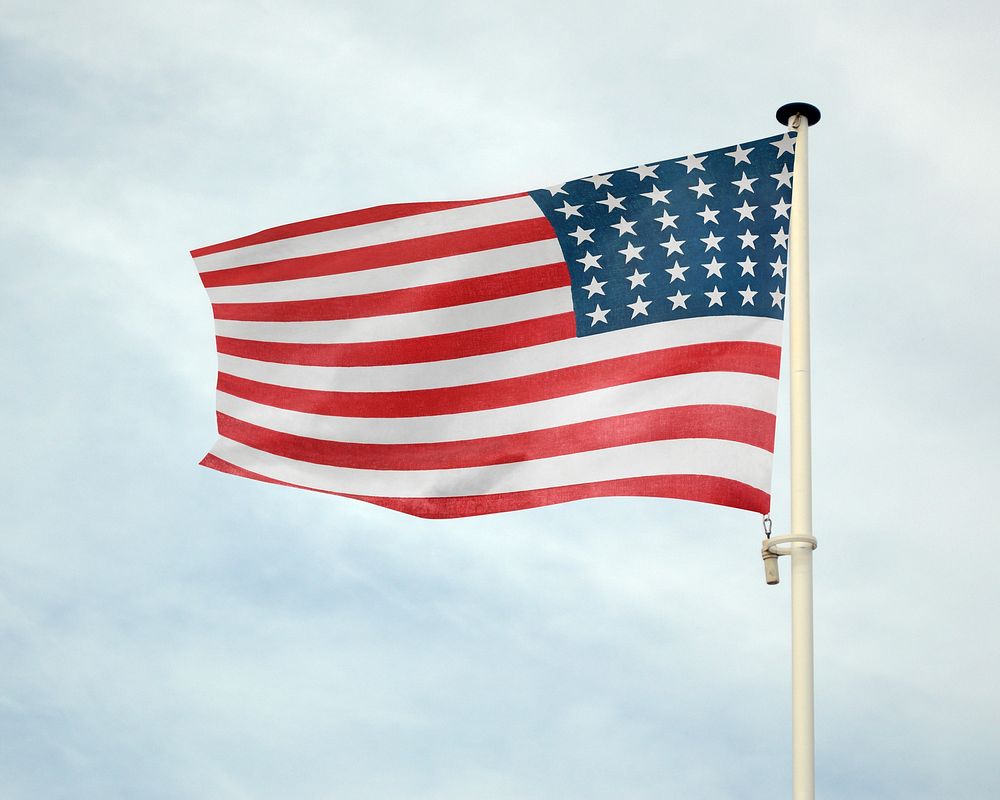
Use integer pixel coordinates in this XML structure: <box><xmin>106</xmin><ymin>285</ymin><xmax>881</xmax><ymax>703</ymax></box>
<box><xmin>205</xmin><ymin>240</ymin><xmax>565</xmax><ymax>302</ymax></box>
<box><xmin>196</xmin><ymin>196</ymin><xmax>544</xmax><ymax>272</ymax></box>
<box><xmin>210</xmin><ymin>436</ymin><xmax>773</xmax><ymax>497</ymax></box>
<box><xmin>218</xmin><ymin>315</ymin><xmax>783</xmax><ymax>391</ymax></box>
<box><xmin>217</xmin><ymin>371</ymin><xmax>778</xmax><ymax>444</ymax></box>
<box><xmin>213</xmin><ymin>287</ymin><xmax>571</xmax><ymax>343</ymax></box>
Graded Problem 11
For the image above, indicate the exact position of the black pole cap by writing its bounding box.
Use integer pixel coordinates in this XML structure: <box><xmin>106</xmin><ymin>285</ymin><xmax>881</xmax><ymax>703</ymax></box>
<box><xmin>775</xmin><ymin>102</ymin><xmax>821</xmax><ymax>127</ymax></box>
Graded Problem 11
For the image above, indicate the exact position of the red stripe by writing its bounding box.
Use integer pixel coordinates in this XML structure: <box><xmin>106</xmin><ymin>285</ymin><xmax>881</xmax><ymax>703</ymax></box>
<box><xmin>212</xmin><ymin>262</ymin><xmax>570</xmax><ymax>322</ymax></box>
<box><xmin>217</xmin><ymin>341</ymin><xmax>781</xmax><ymax>418</ymax></box>
<box><xmin>216</xmin><ymin>405</ymin><xmax>776</xmax><ymax>470</ymax></box>
<box><xmin>200</xmin><ymin>454</ymin><xmax>770</xmax><ymax>517</ymax></box>
<box><xmin>199</xmin><ymin>217</ymin><xmax>554</xmax><ymax>288</ymax></box>
<box><xmin>191</xmin><ymin>193</ymin><xmax>527</xmax><ymax>258</ymax></box>
<box><xmin>216</xmin><ymin>312</ymin><xmax>577</xmax><ymax>366</ymax></box>
<box><xmin>353</xmin><ymin>475</ymin><xmax>771</xmax><ymax>517</ymax></box>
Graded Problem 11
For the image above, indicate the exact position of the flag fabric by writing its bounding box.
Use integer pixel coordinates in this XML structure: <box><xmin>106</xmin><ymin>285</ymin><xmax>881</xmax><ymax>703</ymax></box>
<box><xmin>193</xmin><ymin>131</ymin><xmax>796</xmax><ymax>518</ymax></box>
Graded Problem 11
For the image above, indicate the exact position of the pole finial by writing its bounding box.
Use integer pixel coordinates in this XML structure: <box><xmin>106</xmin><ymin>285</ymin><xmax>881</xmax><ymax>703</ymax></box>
<box><xmin>776</xmin><ymin>102</ymin><xmax>821</xmax><ymax>127</ymax></box>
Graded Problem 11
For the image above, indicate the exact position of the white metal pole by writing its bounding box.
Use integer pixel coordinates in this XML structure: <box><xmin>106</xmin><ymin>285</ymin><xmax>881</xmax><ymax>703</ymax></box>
<box><xmin>786</xmin><ymin>106</ymin><xmax>816</xmax><ymax>800</ymax></box>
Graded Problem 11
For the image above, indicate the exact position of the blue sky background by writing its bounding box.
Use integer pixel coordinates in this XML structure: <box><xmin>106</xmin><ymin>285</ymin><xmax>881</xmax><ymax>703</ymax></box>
<box><xmin>2</xmin><ymin>1</ymin><xmax>998</xmax><ymax>797</ymax></box>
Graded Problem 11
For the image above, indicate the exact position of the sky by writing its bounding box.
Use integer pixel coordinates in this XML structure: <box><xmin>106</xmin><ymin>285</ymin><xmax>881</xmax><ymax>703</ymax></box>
<box><xmin>2</xmin><ymin>1</ymin><xmax>999</xmax><ymax>798</ymax></box>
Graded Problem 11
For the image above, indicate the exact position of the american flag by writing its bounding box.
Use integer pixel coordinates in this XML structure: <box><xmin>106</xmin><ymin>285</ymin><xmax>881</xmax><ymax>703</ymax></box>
<box><xmin>193</xmin><ymin>131</ymin><xmax>795</xmax><ymax>518</ymax></box>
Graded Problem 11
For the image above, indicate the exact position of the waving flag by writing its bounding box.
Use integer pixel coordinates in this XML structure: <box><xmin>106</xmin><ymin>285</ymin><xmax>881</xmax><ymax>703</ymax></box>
<box><xmin>193</xmin><ymin>131</ymin><xmax>795</xmax><ymax>518</ymax></box>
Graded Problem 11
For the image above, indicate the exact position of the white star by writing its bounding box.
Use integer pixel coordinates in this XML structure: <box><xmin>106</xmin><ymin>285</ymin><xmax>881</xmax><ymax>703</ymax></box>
<box><xmin>659</xmin><ymin>234</ymin><xmax>685</xmax><ymax>255</ymax></box>
<box><xmin>546</xmin><ymin>183</ymin><xmax>568</xmax><ymax>196</ymax></box>
<box><xmin>619</xmin><ymin>242</ymin><xmax>645</xmax><ymax>263</ymax></box>
<box><xmin>737</xmin><ymin>229</ymin><xmax>759</xmax><ymax>249</ymax></box>
<box><xmin>556</xmin><ymin>201</ymin><xmax>583</xmax><ymax>219</ymax></box>
<box><xmin>739</xmin><ymin>285</ymin><xmax>758</xmax><ymax>306</ymax></box>
<box><xmin>582</xmin><ymin>276</ymin><xmax>607</xmax><ymax>297</ymax></box>
<box><xmin>771</xmin><ymin>198</ymin><xmax>792</xmax><ymax>219</ymax></box>
<box><xmin>725</xmin><ymin>143</ymin><xmax>754</xmax><ymax>165</ymax></box>
<box><xmin>738</xmin><ymin>256</ymin><xmax>757</xmax><ymax>276</ymax></box>
<box><xmin>654</xmin><ymin>210</ymin><xmax>680</xmax><ymax>230</ymax></box>
<box><xmin>689</xmin><ymin>178</ymin><xmax>715</xmax><ymax>198</ymax></box>
<box><xmin>629</xmin><ymin>164</ymin><xmax>659</xmax><ymax>180</ymax></box>
<box><xmin>701</xmin><ymin>231</ymin><xmax>724</xmax><ymax>252</ymax></box>
<box><xmin>641</xmin><ymin>185</ymin><xmax>671</xmax><ymax>205</ymax></box>
<box><xmin>667</xmin><ymin>290</ymin><xmax>691</xmax><ymax>310</ymax></box>
<box><xmin>772</xmin><ymin>133</ymin><xmax>796</xmax><ymax>157</ymax></box>
<box><xmin>771</xmin><ymin>164</ymin><xmax>794</xmax><ymax>188</ymax></box>
<box><xmin>733</xmin><ymin>200</ymin><xmax>758</xmax><ymax>221</ymax></box>
<box><xmin>665</xmin><ymin>260</ymin><xmax>688</xmax><ymax>282</ymax></box>
<box><xmin>770</xmin><ymin>287</ymin><xmax>786</xmax><ymax>308</ymax></box>
<box><xmin>677</xmin><ymin>153</ymin><xmax>707</xmax><ymax>173</ymax></box>
<box><xmin>702</xmin><ymin>256</ymin><xmax>725</xmax><ymax>279</ymax></box>
<box><xmin>771</xmin><ymin>227</ymin><xmax>789</xmax><ymax>249</ymax></box>
<box><xmin>597</xmin><ymin>192</ymin><xmax>626</xmax><ymax>212</ymax></box>
<box><xmin>626</xmin><ymin>268</ymin><xmax>650</xmax><ymax>289</ymax></box>
<box><xmin>732</xmin><ymin>172</ymin><xmax>758</xmax><ymax>194</ymax></box>
<box><xmin>577</xmin><ymin>251</ymin><xmax>603</xmax><ymax>271</ymax></box>
<box><xmin>586</xmin><ymin>303</ymin><xmax>610</xmax><ymax>325</ymax></box>
<box><xmin>770</xmin><ymin>256</ymin><xmax>786</xmax><ymax>277</ymax></box>
<box><xmin>704</xmin><ymin>286</ymin><xmax>726</xmax><ymax>307</ymax></box>
<box><xmin>584</xmin><ymin>173</ymin><xmax>613</xmax><ymax>188</ymax></box>
<box><xmin>569</xmin><ymin>225</ymin><xmax>595</xmax><ymax>245</ymax></box>
<box><xmin>611</xmin><ymin>216</ymin><xmax>638</xmax><ymax>236</ymax></box>
<box><xmin>696</xmin><ymin>205</ymin><xmax>720</xmax><ymax>224</ymax></box>
<box><xmin>627</xmin><ymin>295</ymin><xmax>651</xmax><ymax>318</ymax></box>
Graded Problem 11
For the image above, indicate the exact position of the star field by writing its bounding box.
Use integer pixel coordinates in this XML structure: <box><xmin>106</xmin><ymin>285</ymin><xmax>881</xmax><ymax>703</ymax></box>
<box><xmin>529</xmin><ymin>132</ymin><xmax>795</xmax><ymax>337</ymax></box>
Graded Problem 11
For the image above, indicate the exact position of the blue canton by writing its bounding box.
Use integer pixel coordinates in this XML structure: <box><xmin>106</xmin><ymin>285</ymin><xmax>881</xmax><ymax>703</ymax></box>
<box><xmin>529</xmin><ymin>132</ymin><xmax>795</xmax><ymax>337</ymax></box>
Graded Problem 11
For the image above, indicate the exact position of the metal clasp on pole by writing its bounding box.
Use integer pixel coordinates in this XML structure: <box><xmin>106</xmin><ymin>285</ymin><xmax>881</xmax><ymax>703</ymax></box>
<box><xmin>761</xmin><ymin>534</ymin><xmax>818</xmax><ymax>586</ymax></box>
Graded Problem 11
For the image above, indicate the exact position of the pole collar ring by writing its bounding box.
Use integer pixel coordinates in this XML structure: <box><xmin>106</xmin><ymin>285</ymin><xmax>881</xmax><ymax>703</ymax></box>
<box><xmin>762</xmin><ymin>534</ymin><xmax>818</xmax><ymax>557</ymax></box>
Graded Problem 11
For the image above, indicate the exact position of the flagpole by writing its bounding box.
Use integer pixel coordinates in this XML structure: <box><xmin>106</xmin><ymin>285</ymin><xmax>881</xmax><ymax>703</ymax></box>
<box><xmin>774</xmin><ymin>101</ymin><xmax>821</xmax><ymax>800</ymax></box>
